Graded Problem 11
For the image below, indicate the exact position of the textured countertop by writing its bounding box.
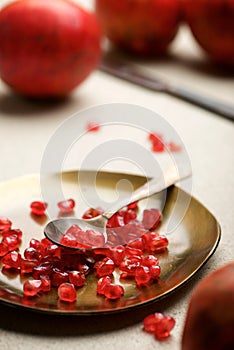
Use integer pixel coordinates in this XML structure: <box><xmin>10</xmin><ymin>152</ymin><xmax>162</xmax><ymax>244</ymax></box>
<box><xmin>0</xmin><ymin>1</ymin><xmax>234</xmax><ymax>349</ymax></box>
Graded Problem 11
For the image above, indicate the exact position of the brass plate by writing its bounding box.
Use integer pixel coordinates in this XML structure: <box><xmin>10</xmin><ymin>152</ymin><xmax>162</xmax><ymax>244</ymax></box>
<box><xmin>0</xmin><ymin>170</ymin><xmax>220</xmax><ymax>315</ymax></box>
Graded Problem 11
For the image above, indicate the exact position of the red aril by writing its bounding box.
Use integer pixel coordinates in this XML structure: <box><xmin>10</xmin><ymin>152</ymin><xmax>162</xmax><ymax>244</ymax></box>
<box><xmin>0</xmin><ymin>242</ymin><xmax>8</xmax><ymax>257</ymax></box>
<box><xmin>69</xmin><ymin>270</ymin><xmax>86</xmax><ymax>287</ymax></box>
<box><xmin>51</xmin><ymin>269</ymin><xmax>69</xmax><ymax>287</ymax></box>
<box><xmin>142</xmin><ymin>208</ymin><xmax>162</xmax><ymax>230</ymax></box>
<box><xmin>142</xmin><ymin>255</ymin><xmax>159</xmax><ymax>267</ymax></box>
<box><xmin>108</xmin><ymin>245</ymin><xmax>125</xmax><ymax>266</ymax></box>
<box><xmin>40</xmin><ymin>275</ymin><xmax>51</xmax><ymax>292</ymax></box>
<box><xmin>57</xmin><ymin>198</ymin><xmax>75</xmax><ymax>213</ymax></box>
<box><xmin>2</xmin><ymin>229</ymin><xmax>22</xmax><ymax>239</ymax></box>
<box><xmin>30</xmin><ymin>201</ymin><xmax>48</xmax><ymax>216</ymax></box>
<box><xmin>143</xmin><ymin>312</ymin><xmax>176</xmax><ymax>339</ymax></box>
<box><xmin>119</xmin><ymin>255</ymin><xmax>142</xmax><ymax>276</ymax></box>
<box><xmin>149</xmin><ymin>133</ymin><xmax>165</xmax><ymax>152</ymax></box>
<box><xmin>23</xmin><ymin>279</ymin><xmax>42</xmax><ymax>296</ymax></box>
<box><xmin>168</xmin><ymin>141</ymin><xmax>182</xmax><ymax>152</ymax></box>
<box><xmin>142</xmin><ymin>231</ymin><xmax>168</xmax><ymax>253</ymax></box>
<box><xmin>82</xmin><ymin>207</ymin><xmax>104</xmax><ymax>219</ymax></box>
<box><xmin>58</xmin><ymin>282</ymin><xmax>77</xmax><ymax>303</ymax></box>
<box><xmin>2</xmin><ymin>251</ymin><xmax>21</xmax><ymax>269</ymax></box>
<box><xmin>97</xmin><ymin>275</ymin><xmax>112</xmax><ymax>295</ymax></box>
<box><xmin>2</xmin><ymin>234</ymin><xmax>21</xmax><ymax>251</ymax></box>
<box><xmin>94</xmin><ymin>257</ymin><xmax>115</xmax><ymax>277</ymax></box>
<box><xmin>20</xmin><ymin>259</ymin><xmax>37</xmax><ymax>274</ymax></box>
<box><xmin>24</xmin><ymin>247</ymin><xmax>43</xmax><ymax>262</ymax></box>
<box><xmin>0</xmin><ymin>217</ymin><xmax>12</xmax><ymax>231</ymax></box>
<box><xmin>135</xmin><ymin>265</ymin><xmax>151</xmax><ymax>286</ymax></box>
<box><xmin>103</xmin><ymin>283</ymin><xmax>124</xmax><ymax>299</ymax></box>
<box><xmin>127</xmin><ymin>201</ymin><xmax>138</xmax><ymax>210</ymax></box>
<box><xmin>86</xmin><ymin>121</ymin><xmax>100</xmax><ymax>132</ymax></box>
<box><xmin>32</xmin><ymin>262</ymin><xmax>53</xmax><ymax>279</ymax></box>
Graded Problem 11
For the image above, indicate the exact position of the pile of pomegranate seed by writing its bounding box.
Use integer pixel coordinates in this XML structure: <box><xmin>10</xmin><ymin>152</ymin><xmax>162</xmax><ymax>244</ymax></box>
<box><xmin>143</xmin><ymin>312</ymin><xmax>176</xmax><ymax>340</ymax></box>
<box><xmin>0</xmin><ymin>199</ymin><xmax>171</xmax><ymax>330</ymax></box>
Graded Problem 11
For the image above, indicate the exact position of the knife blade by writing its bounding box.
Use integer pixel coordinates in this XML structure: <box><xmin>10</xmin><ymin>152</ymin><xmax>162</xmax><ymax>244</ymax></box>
<box><xmin>99</xmin><ymin>56</ymin><xmax>234</xmax><ymax>122</ymax></box>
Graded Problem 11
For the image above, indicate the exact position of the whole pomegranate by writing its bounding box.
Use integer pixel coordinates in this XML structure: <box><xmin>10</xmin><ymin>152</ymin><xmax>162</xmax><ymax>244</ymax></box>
<box><xmin>95</xmin><ymin>0</ymin><xmax>182</xmax><ymax>56</ymax></box>
<box><xmin>184</xmin><ymin>0</ymin><xmax>234</xmax><ymax>67</ymax></box>
<box><xmin>182</xmin><ymin>261</ymin><xmax>234</xmax><ymax>350</ymax></box>
<box><xmin>0</xmin><ymin>0</ymin><xmax>102</xmax><ymax>98</ymax></box>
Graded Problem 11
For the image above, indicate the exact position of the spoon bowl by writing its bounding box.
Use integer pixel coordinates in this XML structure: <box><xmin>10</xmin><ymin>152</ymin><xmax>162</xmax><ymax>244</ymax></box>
<box><xmin>44</xmin><ymin>162</ymin><xmax>191</xmax><ymax>250</ymax></box>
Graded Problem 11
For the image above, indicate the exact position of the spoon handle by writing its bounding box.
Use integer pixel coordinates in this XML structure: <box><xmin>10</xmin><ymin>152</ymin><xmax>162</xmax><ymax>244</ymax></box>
<box><xmin>102</xmin><ymin>164</ymin><xmax>191</xmax><ymax>220</ymax></box>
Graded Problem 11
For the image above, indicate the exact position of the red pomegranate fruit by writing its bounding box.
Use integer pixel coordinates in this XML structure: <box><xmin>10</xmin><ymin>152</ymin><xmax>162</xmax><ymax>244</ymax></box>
<box><xmin>0</xmin><ymin>0</ymin><xmax>102</xmax><ymax>98</ymax></box>
<box><xmin>95</xmin><ymin>0</ymin><xmax>182</xmax><ymax>56</ymax></box>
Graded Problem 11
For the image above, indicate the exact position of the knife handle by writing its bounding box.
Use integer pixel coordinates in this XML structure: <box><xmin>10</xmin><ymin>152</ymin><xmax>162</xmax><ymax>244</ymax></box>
<box><xmin>167</xmin><ymin>86</ymin><xmax>234</xmax><ymax>121</ymax></box>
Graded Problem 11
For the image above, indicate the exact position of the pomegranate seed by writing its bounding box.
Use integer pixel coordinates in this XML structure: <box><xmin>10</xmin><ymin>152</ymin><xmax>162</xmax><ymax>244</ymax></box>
<box><xmin>142</xmin><ymin>231</ymin><xmax>168</xmax><ymax>252</ymax></box>
<box><xmin>40</xmin><ymin>275</ymin><xmax>51</xmax><ymax>292</ymax></box>
<box><xmin>20</xmin><ymin>259</ymin><xmax>37</xmax><ymax>274</ymax></box>
<box><xmin>119</xmin><ymin>256</ymin><xmax>142</xmax><ymax>276</ymax></box>
<box><xmin>94</xmin><ymin>257</ymin><xmax>115</xmax><ymax>277</ymax></box>
<box><xmin>2</xmin><ymin>234</ymin><xmax>21</xmax><ymax>251</ymax></box>
<box><xmin>57</xmin><ymin>198</ymin><xmax>75</xmax><ymax>213</ymax></box>
<box><xmin>148</xmin><ymin>132</ymin><xmax>163</xmax><ymax>143</ymax></box>
<box><xmin>82</xmin><ymin>207</ymin><xmax>103</xmax><ymax>219</ymax></box>
<box><xmin>103</xmin><ymin>283</ymin><xmax>124</xmax><ymax>299</ymax></box>
<box><xmin>29</xmin><ymin>238</ymin><xmax>45</xmax><ymax>254</ymax></box>
<box><xmin>142</xmin><ymin>209</ymin><xmax>162</xmax><ymax>230</ymax></box>
<box><xmin>58</xmin><ymin>283</ymin><xmax>76</xmax><ymax>302</ymax></box>
<box><xmin>167</xmin><ymin>142</ymin><xmax>182</xmax><ymax>152</ymax></box>
<box><xmin>123</xmin><ymin>209</ymin><xmax>137</xmax><ymax>224</ymax></box>
<box><xmin>40</xmin><ymin>238</ymin><xmax>53</xmax><ymax>247</ymax></box>
<box><xmin>0</xmin><ymin>242</ymin><xmax>9</xmax><ymax>257</ymax></box>
<box><xmin>86</xmin><ymin>121</ymin><xmax>100</xmax><ymax>132</ymax></box>
<box><xmin>143</xmin><ymin>312</ymin><xmax>175</xmax><ymax>340</ymax></box>
<box><xmin>69</xmin><ymin>271</ymin><xmax>86</xmax><ymax>287</ymax></box>
<box><xmin>149</xmin><ymin>265</ymin><xmax>161</xmax><ymax>279</ymax></box>
<box><xmin>30</xmin><ymin>201</ymin><xmax>48</xmax><ymax>216</ymax></box>
<box><xmin>32</xmin><ymin>262</ymin><xmax>53</xmax><ymax>279</ymax></box>
<box><xmin>51</xmin><ymin>269</ymin><xmax>69</xmax><ymax>287</ymax></box>
<box><xmin>2</xmin><ymin>251</ymin><xmax>21</xmax><ymax>269</ymax></box>
<box><xmin>0</xmin><ymin>217</ymin><xmax>12</xmax><ymax>231</ymax></box>
<box><xmin>78</xmin><ymin>262</ymin><xmax>90</xmax><ymax>275</ymax></box>
<box><xmin>125</xmin><ymin>246</ymin><xmax>143</xmax><ymax>258</ymax></box>
<box><xmin>44</xmin><ymin>244</ymin><xmax>60</xmax><ymax>257</ymax></box>
<box><xmin>127</xmin><ymin>238</ymin><xmax>144</xmax><ymax>250</ymax></box>
<box><xmin>108</xmin><ymin>245</ymin><xmax>125</xmax><ymax>266</ymax></box>
<box><xmin>148</xmin><ymin>133</ymin><xmax>165</xmax><ymax>152</ymax></box>
<box><xmin>135</xmin><ymin>266</ymin><xmax>151</xmax><ymax>286</ymax></box>
<box><xmin>142</xmin><ymin>255</ymin><xmax>159</xmax><ymax>267</ymax></box>
<box><xmin>97</xmin><ymin>276</ymin><xmax>112</xmax><ymax>295</ymax></box>
<box><xmin>2</xmin><ymin>229</ymin><xmax>22</xmax><ymax>239</ymax></box>
<box><xmin>127</xmin><ymin>201</ymin><xmax>138</xmax><ymax>210</ymax></box>
<box><xmin>23</xmin><ymin>279</ymin><xmax>42</xmax><ymax>297</ymax></box>
<box><xmin>24</xmin><ymin>247</ymin><xmax>42</xmax><ymax>262</ymax></box>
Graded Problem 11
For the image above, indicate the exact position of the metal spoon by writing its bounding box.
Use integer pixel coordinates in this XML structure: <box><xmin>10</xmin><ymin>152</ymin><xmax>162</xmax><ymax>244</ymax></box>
<box><xmin>44</xmin><ymin>162</ymin><xmax>191</xmax><ymax>250</ymax></box>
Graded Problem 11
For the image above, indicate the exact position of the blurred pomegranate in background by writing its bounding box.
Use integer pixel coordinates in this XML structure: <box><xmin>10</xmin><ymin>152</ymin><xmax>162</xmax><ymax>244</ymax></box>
<box><xmin>183</xmin><ymin>0</ymin><xmax>234</xmax><ymax>67</ymax></box>
<box><xmin>95</xmin><ymin>0</ymin><xmax>182</xmax><ymax>56</ymax></box>
<box><xmin>0</xmin><ymin>0</ymin><xmax>102</xmax><ymax>98</ymax></box>
<box><xmin>182</xmin><ymin>261</ymin><xmax>234</xmax><ymax>350</ymax></box>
